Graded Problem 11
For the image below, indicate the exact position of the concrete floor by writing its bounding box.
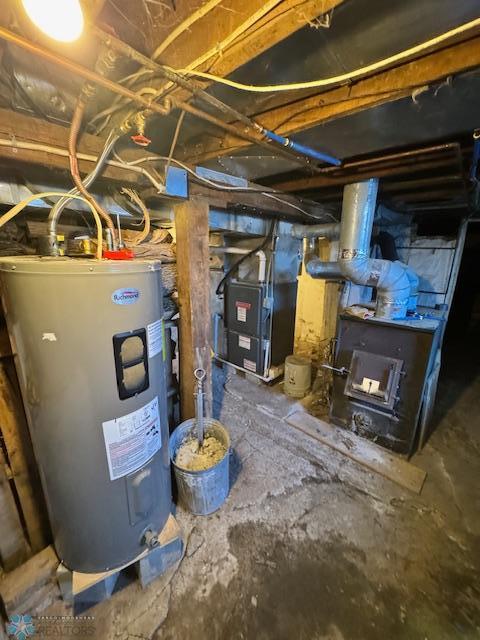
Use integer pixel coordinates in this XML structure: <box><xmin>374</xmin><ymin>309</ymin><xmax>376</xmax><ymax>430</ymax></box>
<box><xmin>46</xmin><ymin>331</ymin><xmax>480</xmax><ymax>640</ymax></box>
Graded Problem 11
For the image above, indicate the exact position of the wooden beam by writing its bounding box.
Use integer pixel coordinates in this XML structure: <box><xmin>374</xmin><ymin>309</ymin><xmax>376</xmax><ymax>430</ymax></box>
<box><xmin>150</xmin><ymin>0</ymin><xmax>346</xmax><ymax>111</ymax></box>
<box><xmin>174</xmin><ymin>197</ymin><xmax>212</xmax><ymax>420</ymax></box>
<box><xmin>185</xmin><ymin>35</ymin><xmax>480</xmax><ymax>163</ymax></box>
<box><xmin>272</xmin><ymin>158</ymin><xmax>461</xmax><ymax>192</ymax></box>
<box><xmin>189</xmin><ymin>183</ymin><xmax>332</xmax><ymax>221</ymax></box>
<box><xmin>154</xmin><ymin>0</ymin><xmax>345</xmax><ymax>80</ymax></box>
<box><xmin>0</xmin><ymin>108</ymin><xmax>151</xmax><ymax>184</ymax></box>
<box><xmin>0</xmin><ymin>361</ymin><xmax>49</xmax><ymax>552</ymax></box>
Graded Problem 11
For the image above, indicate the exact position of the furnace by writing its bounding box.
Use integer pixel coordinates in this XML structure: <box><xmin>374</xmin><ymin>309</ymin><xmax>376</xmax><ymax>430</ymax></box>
<box><xmin>330</xmin><ymin>312</ymin><xmax>443</xmax><ymax>454</ymax></box>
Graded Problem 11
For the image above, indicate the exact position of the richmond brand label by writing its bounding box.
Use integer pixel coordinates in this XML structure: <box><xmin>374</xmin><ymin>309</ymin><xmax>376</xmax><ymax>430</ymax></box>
<box><xmin>112</xmin><ymin>287</ymin><xmax>140</xmax><ymax>305</ymax></box>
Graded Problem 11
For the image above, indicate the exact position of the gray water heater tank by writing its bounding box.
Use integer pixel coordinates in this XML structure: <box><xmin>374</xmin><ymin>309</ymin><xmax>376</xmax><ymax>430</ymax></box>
<box><xmin>0</xmin><ymin>257</ymin><xmax>172</xmax><ymax>573</ymax></box>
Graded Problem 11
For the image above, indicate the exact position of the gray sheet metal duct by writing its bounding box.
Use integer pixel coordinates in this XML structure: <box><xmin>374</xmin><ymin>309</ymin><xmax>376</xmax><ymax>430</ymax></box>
<box><xmin>306</xmin><ymin>260</ymin><xmax>343</xmax><ymax>279</ymax></box>
<box><xmin>292</xmin><ymin>222</ymin><xmax>340</xmax><ymax>240</ymax></box>
<box><xmin>307</xmin><ymin>179</ymin><xmax>416</xmax><ymax>320</ymax></box>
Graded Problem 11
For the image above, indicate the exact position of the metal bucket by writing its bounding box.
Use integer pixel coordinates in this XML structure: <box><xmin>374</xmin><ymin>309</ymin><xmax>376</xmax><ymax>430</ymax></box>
<box><xmin>284</xmin><ymin>354</ymin><xmax>312</xmax><ymax>398</ymax></box>
<box><xmin>169</xmin><ymin>418</ymin><xmax>230</xmax><ymax>515</ymax></box>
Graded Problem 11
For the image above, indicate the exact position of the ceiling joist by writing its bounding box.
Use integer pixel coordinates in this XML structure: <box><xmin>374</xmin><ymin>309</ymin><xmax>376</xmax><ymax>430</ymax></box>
<box><xmin>153</xmin><ymin>0</ymin><xmax>345</xmax><ymax>72</ymax></box>
<box><xmin>183</xmin><ymin>33</ymin><xmax>480</xmax><ymax>164</ymax></box>
<box><xmin>147</xmin><ymin>0</ymin><xmax>346</xmax><ymax>109</ymax></box>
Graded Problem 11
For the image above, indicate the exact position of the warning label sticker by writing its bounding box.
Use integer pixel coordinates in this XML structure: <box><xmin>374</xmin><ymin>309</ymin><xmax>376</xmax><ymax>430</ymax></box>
<box><xmin>102</xmin><ymin>397</ymin><xmax>161</xmax><ymax>481</ymax></box>
<box><xmin>238</xmin><ymin>335</ymin><xmax>251</xmax><ymax>350</ymax></box>
<box><xmin>237</xmin><ymin>307</ymin><xmax>247</xmax><ymax>322</ymax></box>
<box><xmin>243</xmin><ymin>358</ymin><xmax>257</xmax><ymax>372</ymax></box>
<box><xmin>235</xmin><ymin>301</ymin><xmax>251</xmax><ymax>323</ymax></box>
<box><xmin>147</xmin><ymin>319</ymin><xmax>163</xmax><ymax>358</ymax></box>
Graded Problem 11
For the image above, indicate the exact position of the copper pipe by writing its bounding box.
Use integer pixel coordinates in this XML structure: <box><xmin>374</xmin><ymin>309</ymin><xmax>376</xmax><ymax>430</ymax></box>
<box><xmin>0</xmin><ymin>25</ymin><xmax>288</xmax><ymax>157</ymax></box>
<box><xmin>274</xmin><ymin>158</ymin><xmax>459</xmax><ymax>191</ymax></box>
<box><xmin>68</xmin><ymin>98</ymin><xmax>117</xmax><ymax>242</ymax></box>
<box><xmin>312</xmin><ymin>143</ymin><xmax>461</xmax><ymax>175</ymax></box>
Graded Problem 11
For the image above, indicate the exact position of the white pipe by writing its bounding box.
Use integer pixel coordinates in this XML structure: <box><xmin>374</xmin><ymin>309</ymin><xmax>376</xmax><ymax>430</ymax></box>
<box><xmin>256</xmin><ymin>250</ymin><xmax>266</xmax><ymax>283</ymax></box>
<box><xmin>211</xmin><ymin>246</ymin><xmax>267</xmax><ymax>283</ymax></box>
<box><xmin>210</xmin><ymin>246</ymin><xmax>251</xmax><ymax>254</ymax></box>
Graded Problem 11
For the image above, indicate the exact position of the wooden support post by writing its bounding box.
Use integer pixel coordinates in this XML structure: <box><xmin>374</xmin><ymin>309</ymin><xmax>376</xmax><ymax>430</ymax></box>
<box><xmin>174</xmin><ymin>198</ymin><xmax>212</xmax><ymax>420</ymax></box>
<box><xmin>0</xmin><ymin>361</ymin><xmax>48</xmax><ymax>552</ymax></box>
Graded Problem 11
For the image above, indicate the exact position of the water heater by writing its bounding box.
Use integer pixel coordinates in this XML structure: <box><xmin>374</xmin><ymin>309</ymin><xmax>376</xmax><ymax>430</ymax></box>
<box><xmin>0</xmin><ymin>257</ymin><xmax>172</xmax><ymax>573</ymax></box>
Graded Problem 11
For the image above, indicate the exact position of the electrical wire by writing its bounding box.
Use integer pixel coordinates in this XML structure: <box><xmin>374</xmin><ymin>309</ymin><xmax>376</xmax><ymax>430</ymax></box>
<box><xmin>112</xmin><ymin>151</ymin><xmax>335</xmax><ymax>219</ymax></box>
<box><xmin>170</xmin><ymin>16</ymin><xmax>480</xmax><ymax>92</ymax></box>
<box><xmin>174</xmin><ymin>0</ymin><xmax>283</xmax><ymax>74</ymax></box>
<box><xmin>152</xmin><ymin>0</ymin><xmax>224</xmax><ymax>60</ymax></box>
<box><xmin>121</xmin><ymin>188</ymin><xmax>151</xmax><ymax>244</ymax></box>
<box><xmin>0</xmin><ymin>134</ymin><xmax>332</xmax><ymax>222</ymax></box>
<box><xmin>48</xmin><ymin>129</ymin><xmax>119</xmax><ymax>236</ymax></box>
<box><xmin>0</xmin><ymin>138</ymin><xmax>165</xmax><ymax>193</ymax></box>
<box><xmin>165</xmin><ymin>110</ymin><xmax>185</xmax><ymax>178</ymax></box>
<box><xmin>0</xmin><ymin>192</ymin><xmax>103</xmax><ymax>259</ymax></box>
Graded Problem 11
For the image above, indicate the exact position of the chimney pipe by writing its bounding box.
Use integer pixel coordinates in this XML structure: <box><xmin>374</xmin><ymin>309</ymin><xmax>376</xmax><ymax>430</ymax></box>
<box><xmin>307</xmin><ymin>179</ymin><xmax>415</xmax><ymax>320</ymax></box>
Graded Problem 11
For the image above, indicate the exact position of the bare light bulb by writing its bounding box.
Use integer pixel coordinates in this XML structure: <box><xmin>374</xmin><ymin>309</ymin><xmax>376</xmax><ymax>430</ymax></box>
<box><xmin>22</xmin><ymin>0</ymin><xmax>84</xmax><ymax>43</ymax></box>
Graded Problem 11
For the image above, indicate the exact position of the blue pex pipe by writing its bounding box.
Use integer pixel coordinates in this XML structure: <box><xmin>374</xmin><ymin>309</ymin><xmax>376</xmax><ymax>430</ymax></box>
<box><xmin>263</xmin><ymin>129</ymin><xmax>341</xmax><ymax>166</ymax></box>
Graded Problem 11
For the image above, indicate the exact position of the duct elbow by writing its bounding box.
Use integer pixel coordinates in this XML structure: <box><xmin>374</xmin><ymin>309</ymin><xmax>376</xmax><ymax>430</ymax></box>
<box><xmin>339</xmin><ymin>256</ymin><xmax>414</xmax><ymax>320</ymax></box>
<box><xmin>338</xmin><ymin>254</ymin><xmax>371</xmax><ymax>283</ymax></box>
<box><xmin>376</xmin><ymin>261</ymin><xmax>412</xmax><ymax>320</ymax></box>
<box><xmin>256</xmin><ymin>250</ymin><xmax>267</xmax><ymax>283</ymax></box>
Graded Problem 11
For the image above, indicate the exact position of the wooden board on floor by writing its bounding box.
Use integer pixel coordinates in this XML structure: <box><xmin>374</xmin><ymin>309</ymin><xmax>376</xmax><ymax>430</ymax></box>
<box><xmin>0</xmin><ymin>361</ymin><xmax>48</xmax><ymax>551</ymax></box>
<box><xmin>0</xmin><ymin>546</ymin><xmax>59</xmax><ymax>617</ymax></box>
<box><xmin>0</xmin><ymin>448</ymin><xmax>30</xmax><ymax>570</ymax></box>
<box><xmin>286</xmin><ymin>410</ymin><xmax>427</xmax><ymax>494</ymax></box>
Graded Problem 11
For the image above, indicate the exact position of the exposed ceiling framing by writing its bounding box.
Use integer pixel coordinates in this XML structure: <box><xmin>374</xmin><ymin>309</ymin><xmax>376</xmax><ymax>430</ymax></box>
<box><xmin>0</xmin><ymin>0</ymin><xmax>478</xmax><ymax>219</ymax></box>
<box><xmin>183</xmin><ymin>33</ymin><xmax>480</xmax><ymax>163</ymax></box>
<box><xmin>268</xmin><ymin>142</ymin><xmax>469</xmax><ymax>212</ymax></box>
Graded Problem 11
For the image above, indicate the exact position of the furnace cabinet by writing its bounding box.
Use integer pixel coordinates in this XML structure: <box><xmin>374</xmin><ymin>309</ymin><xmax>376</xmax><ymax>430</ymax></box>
<box><xmin>330</xmin><ymin>313</ymin><xmax>443</xmax><ymax>454</ymax></box>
